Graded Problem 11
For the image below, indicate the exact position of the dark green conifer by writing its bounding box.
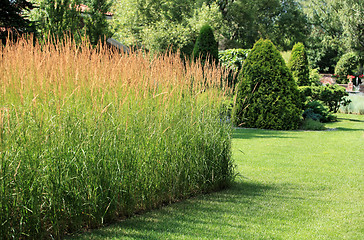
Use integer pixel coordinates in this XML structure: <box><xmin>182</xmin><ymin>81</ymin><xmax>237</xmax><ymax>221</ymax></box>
<box><xmin>232</xmin><ymin>39</ymin><xmax>302</xmax><ymax>130</ymax></box>
<box><xmin>192</xmin><ymin>24</ymin><xmax>218</xmax><ymax>65</ymax></box>
<box><xmin>288</xmin><ymin>42</ymin><xmax>310</xmax><ymax>86</ymax></box>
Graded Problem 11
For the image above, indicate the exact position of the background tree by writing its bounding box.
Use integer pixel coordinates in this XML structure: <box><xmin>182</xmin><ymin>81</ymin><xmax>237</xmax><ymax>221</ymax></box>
<box><xmin>339</xmin><ymin>0</ymin><xmax>364</xmax><ymax>72</ymax></box>
<box><xmin>0</xmin><ymin>0</ymin><xmax>35</xmax><ymax>44</ymax></box>
<box><xmin>271</xmin><ymin>0</ymin><xmax>310</xmax><ymax>50</ymax></box>
<box><xmin>301</xmin><ymin>0</ymin><xmax>347</xmax><ymax>73</ymax></box>
<box><xmin>83</xmin><ymin>0</ymin><xmax>112</xmax><ymax>45</ymax></box>
<box><xmin>218</xmin><ymin>0</ymin><xmax>309</xmax><ymax>50</ymax></box>
<box><xmin>232</xmin><ymin>39</ymin><xmax>302</xmax><ymax>130</ymax></box>
<box><xmin>110</xmin><ymin>0</ymin><xmax>309</xmax><ymax>53</ymax></box>
<box><xmin>29</xmin><ymin>0</ymin><xmax>112</xmax><ymax>45</ymax></box>
<box><xmin>32</xmin><ymin>0</ymin><xmax>84</xmax><ymax>41</ymax></box>
<box><xmin>111</xmin><ymin>0</ymin><xmax>222</xmax><ymax>55</ymax></box>
<box><xmin>192</xmin><ymin>24</ymin><xmax>219</xmax><ymax>65</ymax></box>
<box><xmin>300</xmin><ymin>0</ymin><xmax>363</xmax><ymax>73</ymax></box>
<box><xmin>288</xmin><ymin>42</ymin><xmax>310</xmax><ymax>86</ymax></box>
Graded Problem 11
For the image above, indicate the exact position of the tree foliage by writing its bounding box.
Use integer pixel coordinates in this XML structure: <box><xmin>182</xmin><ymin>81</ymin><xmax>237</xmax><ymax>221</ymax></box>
<box><xmin>110</xmin><ymin>0</ymin><xmax>309</xmax><ymax>53</ymax></box>
<box><xmin>232</xmin><ymin>39</ymin><xmax>302</xmax><ymax>130</ymax></box>
<box><xmin>33</xmin><ymin>0</ymin><xmax>83</xmax><ymax>41</ymax></box>
<box><xmin>288</xmin><ymin>42</ymin><xmax>310</xmax><ymax>86</ymax></box>
<box><xmin>339</xmin><ymin>0</ymin><xmax>364</xmax><ymax>59</ymax></box>
<box><xmin>334</xmin><ymin>52</ymin><xmax>360</xmax><ymax>83</ymax></box>
<box><xmin>302</xmin><ymin>0</ymin><xmax>363</xmax><ymax>73</ymax></box>
<box><xmin>29</xmin><ymin>0</ymin><xmax>111</xmax><ymax>45</ymax></box>
<box><xmin>111</xmin><ymin>0</ymin><xmax>222</xmax><ymax>54</ymax></box>
<box><xmin>0</xmin><ymin>0</ymin><xmax>35</xmax><ymax>43</ymax></box>
<box><xmin>83</xmin><ymin>0</ymin><xmax>112</xmax><ymax>45</ymax></box>
<box><xmin>301</xmin><ymin>0</ymin><xmax>345</xmax><ymax>72</ymax></box>
<box><xmin>220</xmin><ymin>0</ymin><xmax>309</xmax><ymax>50</ymax></box>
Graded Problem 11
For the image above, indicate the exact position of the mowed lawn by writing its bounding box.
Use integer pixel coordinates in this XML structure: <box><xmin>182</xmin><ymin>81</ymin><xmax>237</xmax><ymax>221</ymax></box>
<box><xmin>70</xmin><ymin>114</ymin><xmax>364</xmax><ymax>240</ymax></box>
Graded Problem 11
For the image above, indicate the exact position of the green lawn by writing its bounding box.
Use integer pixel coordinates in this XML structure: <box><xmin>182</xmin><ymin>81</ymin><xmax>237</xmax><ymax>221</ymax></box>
<box><xmin>69</xmin><ymin>114</ymin><xmax>364</xmax><ymax>240</ymax></box>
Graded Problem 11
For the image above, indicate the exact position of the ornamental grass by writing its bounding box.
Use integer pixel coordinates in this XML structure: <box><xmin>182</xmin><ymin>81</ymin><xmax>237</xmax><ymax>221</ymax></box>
<box><xmin>0</xmin><ymin>36</ymin><xmax>234</xmax><ymax>239</ymax></box>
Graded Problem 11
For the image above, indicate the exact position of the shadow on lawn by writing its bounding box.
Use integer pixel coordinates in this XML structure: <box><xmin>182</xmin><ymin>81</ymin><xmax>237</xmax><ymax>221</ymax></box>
<box><xmin>337</xmin><ymin>117</ymin><xmax>364</xmax><ymax>123</ymax></box>
<box><xmin>334</xmin><ymin>127</ymin><xmax>364</xmax><ymax>132</ymax></box>
<box><xmin>233</xmin><ymin>128</ymin><xmax>296</xmax><ymax>140</ymax></box>
<box><xmin>68</xmin><ymin>182</ymin><xmax>277</xmax><ymax>240</ymax></box>
<box><xmin>326</xmin><ymin>117</ymin><xmax>364</xmax><ymax>131</ymax></box>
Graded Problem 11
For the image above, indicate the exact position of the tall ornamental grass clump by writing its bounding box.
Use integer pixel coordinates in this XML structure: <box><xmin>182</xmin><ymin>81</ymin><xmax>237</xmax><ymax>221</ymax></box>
<box><xmin>0</xmin><ymin>37</ymin><xmax>234</xmax><ymax>239</ymax></box>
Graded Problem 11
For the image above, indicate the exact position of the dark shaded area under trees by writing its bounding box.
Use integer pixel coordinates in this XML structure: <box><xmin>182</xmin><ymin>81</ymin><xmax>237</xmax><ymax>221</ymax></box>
<box><xmin>0</xmin><ymin>0</ymin><xmax>36</xmax><ymax>44</ymax></box>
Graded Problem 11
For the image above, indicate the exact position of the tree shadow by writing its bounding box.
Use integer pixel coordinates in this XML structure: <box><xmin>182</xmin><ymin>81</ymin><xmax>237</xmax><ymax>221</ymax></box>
<box><xmin>233</xmin><ymin>128</ymin><xmax>296</xmax><ymax>140</ymax></box>
<box><xmin>334</xmin><ymin>127</ymin><xmax>364</xmax><ymax>132</ymax></box>
<box><xmin>67</xmin><ymin>181</ymin><xmax>277</xmax><ymax>240</ymax></box>
<box><xmin>337</xmin><ymin>117</ymin><xmax>364</xmax><ymax>123</ymax></box>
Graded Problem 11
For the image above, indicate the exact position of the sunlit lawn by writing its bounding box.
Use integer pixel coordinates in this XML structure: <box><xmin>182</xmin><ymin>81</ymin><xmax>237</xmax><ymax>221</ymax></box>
<box><xmin>70</xmin><ymin>114</ymin><xmax>364</xmax><ymax>239</ymax></box>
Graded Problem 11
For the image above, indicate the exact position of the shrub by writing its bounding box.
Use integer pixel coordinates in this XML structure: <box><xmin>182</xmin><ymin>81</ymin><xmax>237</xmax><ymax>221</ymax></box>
<box><xmin>335</xmin><ymin>52</ymin><xmax>360</xmax><ymax>83</ymax></box>
<box><xmin>309</xmin><ymin>68</ymin><xmax>321</xmax><ymax>86</ymax></box>
<box><xmin>318</xmin><ymin>84</ymin><xmax>351</xmax><ymax>112</ymax></box>
<box><xmin>193</xmin><ymin>24</ymin><xmax>219</xmax><ymax>65</ymax></box>
<box><xmin>298</xmin><ymin>85</ymin><xmax>351</xmax><ymax>113</ymax></box>
<box><xmin>218</xmin><ymin>49</ymin><xmax>251</xmax><ymax>87</ymax></box>
<box><xmin>232</xmin><ymin>39</ymin><xmax>302</xmax><ymax>130</ymax></box>
<box><xmin>301</xmin><ymin>118</ymin><xmax>326</xmax><ymax>131</ymax></box>
<box><xmin>303</xmin><ymin>100</ymin><xmax>336</xmax><ymax>123</ymax></box>
<box><xmin>218</xmin><ymin>49</ymin><xmax>251</xmax><ymax>72</ymax></box>
<box><xmin>288</xmin><ymin>42</ymin><xmax>310</xmax><ymax>86</ymax></box>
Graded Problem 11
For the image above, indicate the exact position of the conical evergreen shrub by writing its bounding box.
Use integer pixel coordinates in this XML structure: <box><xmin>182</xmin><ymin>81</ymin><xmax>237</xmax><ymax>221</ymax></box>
<box><xmin>288</xmin><ymin>42</ymin><xmax>310</xmax><ymax>86</ymax></box>
<box><xmin>232</xmin><ymin>39</ymin><xmax>302</xmax><ymax>130</ymax></box>
<box><xmin>192</xmin><ymin>24</ymin><xmax>219</xmax><ymax>65</ymax></box>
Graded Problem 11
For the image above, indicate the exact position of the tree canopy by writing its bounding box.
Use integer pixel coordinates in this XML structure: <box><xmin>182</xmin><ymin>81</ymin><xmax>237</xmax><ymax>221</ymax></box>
<box><xmin>110</xmin><ymin>0</ymin><xmax>309</xmax><ymax>53</ymax></box>
<box><xmin>4</xmin><ymin>0</ymin><xmax>362</xmax><ymax>74</ymax></box>
<box><xmin>28</xmin><ymin>0</ymin><xmax>112</xmax><ymax>44</ymax></box>
<box><xmin>301</xmin><ymin>0</ymin><xmax>363</xmax><ymax>73</ymax></box>
<box><xmin>0</xmin><ymin>0</ymin><xmax>35</xmax><ymax>43</ymax></box>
